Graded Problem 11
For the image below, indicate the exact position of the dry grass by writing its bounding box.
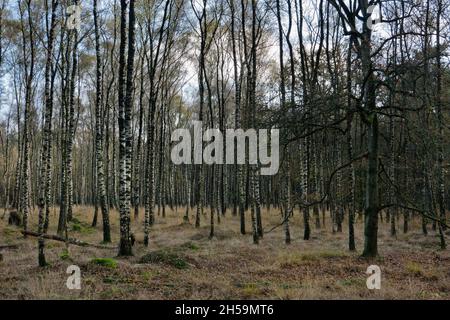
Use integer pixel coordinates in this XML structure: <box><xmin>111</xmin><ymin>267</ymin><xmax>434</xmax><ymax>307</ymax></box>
<box><xmin>0</xmin><ymin>206</ymin><xmax>449</xmax><ymax>300</ymax></box>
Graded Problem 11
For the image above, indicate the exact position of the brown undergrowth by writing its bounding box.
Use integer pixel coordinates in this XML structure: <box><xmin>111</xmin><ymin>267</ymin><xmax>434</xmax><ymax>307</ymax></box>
<box><xmin>0</xmin><ymin>206</ymin><xmax>449</xmax><ymax>299</ymax></box>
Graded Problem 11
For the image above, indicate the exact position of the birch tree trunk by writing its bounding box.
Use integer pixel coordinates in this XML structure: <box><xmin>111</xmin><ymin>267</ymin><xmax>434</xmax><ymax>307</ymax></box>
<box><xmin>19</xmin><ymin>0</ymin><xmax>35</xmax><ymax>236</ymax></box>
<box><xmin>118</xmin><ymin>0</ymin><xmax>135</xmax><ymax>256</ymax></box>
<box><xmin>94</xmin><ymin>0</ymin><xmax>111</xmax><ymax>243</ymax></box>
<box><xmin>37</xmin><ymin>0</ymin><xmax>58</xmax><ymax>266</ymax></box>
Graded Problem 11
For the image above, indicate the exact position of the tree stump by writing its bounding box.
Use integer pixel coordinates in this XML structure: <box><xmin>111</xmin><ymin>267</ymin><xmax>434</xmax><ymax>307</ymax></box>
<box><xmin>8</xmin><ymin>211</ymin><xmax>22</xmax><ymax>227</ymax></box>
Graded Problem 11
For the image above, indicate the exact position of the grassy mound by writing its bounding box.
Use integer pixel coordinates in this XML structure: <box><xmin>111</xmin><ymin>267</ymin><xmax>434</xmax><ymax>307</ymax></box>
<box><xmin>140</xmin><ymin>250</ymin><xmax>188</xmax><ymax>269</ymax></box>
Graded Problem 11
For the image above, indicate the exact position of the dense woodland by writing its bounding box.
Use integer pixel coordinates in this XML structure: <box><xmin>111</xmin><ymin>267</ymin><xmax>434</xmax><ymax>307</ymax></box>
<box><xmin>0</xmin><ymin>0</ymin><xmax>449</xmax><ymax>268</ymax></box>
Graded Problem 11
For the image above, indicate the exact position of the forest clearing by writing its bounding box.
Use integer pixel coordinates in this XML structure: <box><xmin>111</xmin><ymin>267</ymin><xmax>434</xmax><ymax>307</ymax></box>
<box><xmin>1</xmin><ymin>206</ymin><xmax>450</xmax><ymax>299</ymax></box>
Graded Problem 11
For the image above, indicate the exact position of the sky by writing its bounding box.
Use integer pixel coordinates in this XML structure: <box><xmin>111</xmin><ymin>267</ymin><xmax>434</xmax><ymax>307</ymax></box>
<box><xmin>0</xmin><ymin>0</ymin><xmax>440</xmax><ymax>123</ymax></box>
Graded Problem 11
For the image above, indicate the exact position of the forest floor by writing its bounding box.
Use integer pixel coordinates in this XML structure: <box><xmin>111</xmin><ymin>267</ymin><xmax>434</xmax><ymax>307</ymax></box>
<box><xmin>1</xmin><ymin>206</ymin><xmax>450</xmax><ymax>299</ymax></box>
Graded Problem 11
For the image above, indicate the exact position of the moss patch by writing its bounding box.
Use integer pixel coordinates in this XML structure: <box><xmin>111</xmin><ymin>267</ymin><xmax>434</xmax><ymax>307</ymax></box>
<box><xmin>90</xmin><ymin>258</ymin><xmax>118</xmax><ymax>269</ymax></box>
<box><xmin>70</xmin><ymin>218</ymin><xmax>95</xmax><ymax>234</ymax></box>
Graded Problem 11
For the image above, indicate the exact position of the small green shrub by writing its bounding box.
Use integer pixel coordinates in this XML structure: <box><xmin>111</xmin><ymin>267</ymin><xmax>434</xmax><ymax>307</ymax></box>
<box><xmin>338</xmin><ymin>278</ymin><xmax>365</xmax><ymax>287</ymax></box>
<box><xmin>141</xmin><ymin>270</ymin><xmax>157</xmax><ymax>281</ymax></box>
<box><xmin>103</xmin><ymin>276</ymin><xmax>115</xmax><ymax>284</ymax></box>
<box><xmin>91</xmin><ymin>257</ymin><xmax>118</xmax><ymax>268</ymax></box>
<box><xmin>71</xmin><ymin>223</ymin><xmax>82</xmax><ymax>232</ymax></box>
<box><xmin>181</xmin><ymin>241</ymin><xmax>200</xmax><ymax>251</ymax></box>
<box><xmin>60</xmin><ymin>249</ymin><xmax>71</xmax><ymax>261</ymax></box>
